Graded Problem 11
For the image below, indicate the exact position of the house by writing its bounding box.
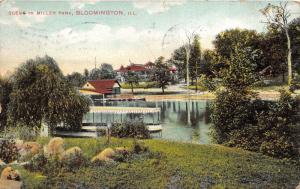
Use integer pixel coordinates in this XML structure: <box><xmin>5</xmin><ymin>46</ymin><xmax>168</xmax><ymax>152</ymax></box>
<box><xmin>79</xmin><ymin>79</ymin><xmax>121</xmax><ymax>98</ymax></box>
<box><xmin>116</xmin><ymin>63</ymin><xmax>150</xmax><ymax>82</ymax></box>
<box><xmin>115</xmin><ymin>61</ymin><xmax>177</xmax><ymax>82</ymax></box>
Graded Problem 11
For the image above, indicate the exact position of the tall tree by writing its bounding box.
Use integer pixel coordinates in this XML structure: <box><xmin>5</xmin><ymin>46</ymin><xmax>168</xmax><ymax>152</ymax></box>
<box><xmin>66</xmin><ymin>72</ymin><xmax>86</xmax><ymax>87</ymax></box>
<box><xmin>289</xmin><ymin>17</ymin><xmax>300</xmax><ymax>75</ymax></box>
<box><xmin>124</xmin><ymin>71</ymin><xmax>139</xmax><ymax>94</ymax></box>
<box><xmin>0</xmin><ymin>76</ymin><xmax>12</xmax><ymax>130</ymax></box>
<box><xmin>169</xmin><ymin>45</ymin><xmax>189</xmax><ymax>81</ymax></box>
<box><xmin>8</xmin><ymin>55</ymin><xmax>90</xmax><ymax>133</ymax></box>
<box><xmin>152</xmin><ymin>56</ymin><xmax>172</xmax><ymax>93</ymax></box>
<box><xmin>99</xmin><ymin>63</ymin><xmax>116</xmax><ymax>79</ymax></box>
<box><xmin>189</xmin><ymin>35</ymin><xmax>202</xmax><ymax>89</ymax></box>
<box><xmin>260</xmin><ymin>2</ymin><xmax>293</xmax><ymax>85</ymax></box>
<box><xmin>89</xmin><ymin>68</ymin><xmax>102</xmax><ymax>80</ymax></box>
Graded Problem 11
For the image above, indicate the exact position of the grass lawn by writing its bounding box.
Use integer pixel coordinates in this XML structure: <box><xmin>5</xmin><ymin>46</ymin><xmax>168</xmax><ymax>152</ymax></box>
<box><xmin>10</xmin><ymin>137</ymin><xmax>300</xmax><ymax>189</ymax></box>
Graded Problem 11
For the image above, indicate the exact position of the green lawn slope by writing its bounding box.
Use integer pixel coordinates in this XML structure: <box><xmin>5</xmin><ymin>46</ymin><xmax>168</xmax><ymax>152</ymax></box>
<box><xmin>16</xmin><ymin>137</ymin><xmax>300</xmax><ymax>188</ymax></box>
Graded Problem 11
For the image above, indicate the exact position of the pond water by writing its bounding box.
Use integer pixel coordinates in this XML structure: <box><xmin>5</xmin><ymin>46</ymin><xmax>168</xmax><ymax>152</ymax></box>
<box><xmin>90</xmin><ymin>100</ymin><xmax>212</xmax><ymax>144</ymax></box>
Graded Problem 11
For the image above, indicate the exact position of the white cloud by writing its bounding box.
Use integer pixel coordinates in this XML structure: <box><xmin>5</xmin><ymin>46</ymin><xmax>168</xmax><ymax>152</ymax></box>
<box><xmin>133</xmin><ymin>0</ymin><xmax>186</xmax><ymax>14</ymax></box>
<box><xmin>70</xmin><ymin>1</ymin><xmax>97</xmax><ymax>9</ymax></box>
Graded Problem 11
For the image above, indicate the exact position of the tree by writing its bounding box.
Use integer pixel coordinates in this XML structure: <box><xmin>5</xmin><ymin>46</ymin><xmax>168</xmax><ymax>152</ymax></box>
<box><xmin>211</xmin><ymin>47</ymin><xmax>258</xmax><ymax>143</ymax></box>
<box><xmin>261</xmin><ymin>2</ymin><xmax>293</xmax><ymax>85</ymax></box>
<box><xmin>124</xmin><ymin>71</ymin><xmax>139</xmax><ymax>94</ymax></box>
<box><xmin>189</xmin><ymin>35</ymin><xmax>202</xmax><ymax>89</ymax></box>
<box><xmin>201</xmin><ymin>50</ymin><xmax>223</xmax><ymax>77</ymax></box>
<box><xmin>213</xmin><ymin>29</ymin><xmax>262</xmax><ymax>61</ymax></box>
<box><xmin>83</xmin><ymin>69</ymin><xmax>89</xmax><ymax>80</ymax></box>
<box><xmin>0</xmin><ymin>76</ymin><xmax>12</xmax><ymax>130</ymax></box>
<box><xmin>152</xmin><ymin>56</ymin><xmax>172</xmax><ymax>93</ymax></box>
<box><xmin>89</xmin><ymin>68</ymin><xmax>102</xmax><ymax>80</ymax></box>
<box><xmin>66</xmin><ymin>72</ymin><xmax>86</xmax><ymax>87</ymax></box>
<box><xmin>169</xmin><ymin>45</ymin><xmax>188</xmax><ymax>81</ymax></box>
<box><xmin>8</xmin><ymin>55</ymin><xmax>90</xmax><ymax>134</ymax></box>
<box><xmin>259</xmin><ymin>27</ymin><xmax>287</xmax><ymax>81</ymax></box>
<box><xmin>289</xmin><ymin>17</ymin><xmax>300</xmax><ymax>75</ymax></box>
<box><xmin>99</xmin><ymin>63</ymin><xmax>116</xmax><ymax>79</ymax></box>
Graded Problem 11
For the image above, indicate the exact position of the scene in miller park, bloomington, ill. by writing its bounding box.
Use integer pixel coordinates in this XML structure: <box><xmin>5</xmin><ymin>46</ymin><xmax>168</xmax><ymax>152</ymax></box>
<box><xmin>0</xmin><ymin>0</ymin><xmax>300</xmax><ymax>188</ymax></box>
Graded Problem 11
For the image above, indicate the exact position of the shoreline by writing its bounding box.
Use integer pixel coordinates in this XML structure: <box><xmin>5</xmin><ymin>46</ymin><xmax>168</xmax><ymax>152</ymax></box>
<box><xmin>128</xmin><ymin>91</ymin><xmax>283</xmax><ymax>101</ymax></box>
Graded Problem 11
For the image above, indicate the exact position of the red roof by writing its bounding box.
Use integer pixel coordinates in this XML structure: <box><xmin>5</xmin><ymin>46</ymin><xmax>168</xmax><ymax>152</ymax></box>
<box><xmin>127</xmin><ymin>65</ymin><xmax>146</xmax><ymax>72</ymax></box>
<box><xmin>116</xmin><ymin>63</ymin><xmax>149</xmax><ymax>72</ymax></box>
<box><xmin>82</xmin><ymin>79</ymin><xmax>120</xmax><ymax>94</ymax></box>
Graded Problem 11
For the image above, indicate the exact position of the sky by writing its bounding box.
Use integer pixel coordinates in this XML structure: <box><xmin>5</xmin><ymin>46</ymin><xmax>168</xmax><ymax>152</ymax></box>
<box><xmin>0</xmin><ymin>0</ymin><xmax>299</xmax><ymax>76</ymax></box>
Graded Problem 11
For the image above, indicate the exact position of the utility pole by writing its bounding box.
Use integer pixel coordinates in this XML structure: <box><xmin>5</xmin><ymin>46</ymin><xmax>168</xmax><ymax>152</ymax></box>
<box><xmin>94</xmin><ymin>56</ymin><xmax>97</xmax><ymax>69</ymax></box>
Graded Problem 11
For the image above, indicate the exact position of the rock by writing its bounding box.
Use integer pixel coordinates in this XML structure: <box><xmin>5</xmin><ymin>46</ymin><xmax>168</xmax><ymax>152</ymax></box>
<box><xmin>62</xmin><ymin>146</ymin><xmax>83</xmax><ymax>159</ymax></box>
<box><xmin>18</xmin><ymin>142</ymin><xmax>41</xmax><ymax>162</ymax></box>
<box><xmin>44</xmin><ymin>137</ymin><xmax>65</xmax><ymax>158</ymax></box>
<box><xmin>0</xmin><ymin>167</ymin><xmax>20</xmax><ymax>181</ymax></box>
<box><xmin>115</xmin><ymin>147</ymin><xmax>130</xmax><ymax>154</ymax></box>
<box><xmin>0</xmin><ymin>159</ymin><xmax>6</xmax><ymax>166</ymax></box>
<box><xmin>23</xmin><ymin>142</ymin><xmax>41</xmax><ymax>155</ymax></box>
<box><xmin>0</xmin><ymin>180</ymin><xmax>23</xmax><ymax>189</ymax></box>
<box><xmin>91</xmin><ymin>148</ymin><xmax>115</xmax><ymax>162</ymax></box>
<box><xmin>14</xmin><ymin>140</ymin><xmax>24</xmax><ymax>151</ymax></box>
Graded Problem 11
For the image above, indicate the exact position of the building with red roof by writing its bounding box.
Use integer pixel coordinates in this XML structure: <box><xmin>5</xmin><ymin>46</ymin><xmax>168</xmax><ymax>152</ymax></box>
<box><xmin>115</xmin><ymin>62</ymin><xmax>177</xmax><ymax>82</ymax></box>
<box><xmin>79</xmin><ymin>79</ymin><xmax>121</xmax><ymax>97</ymax></box>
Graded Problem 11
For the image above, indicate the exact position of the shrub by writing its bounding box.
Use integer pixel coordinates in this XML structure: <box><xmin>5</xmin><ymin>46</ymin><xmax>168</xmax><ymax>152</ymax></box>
<box><xmin>3</xmin><ymin>124</ymin><xmax>39</xmax><ymax>141</ymax></box>
<box><xmin>0</xmin><ymin>138</ymin><xmax>19</xmax><ymax>163</ymax></box>
<box><xmin>212</xmin><ymin>89</ymin><xmax>300</xmax><ymax>159</ymax></box>
<box><xmin>257</xmin><ymin>90</ymin><xmax>299</xmax><ymax>158</ymax></box>
<box><xmin>211</xmin><ymin>89</ymin><xmax>256</xmax><ymax>144</ymax></box>
<box><xmin>111</xmin><ymin>121</ymin><xmax>150</xmax><ymax>139</ymax></box>
<box><xmin>199</xmin><ymin>75</ymin><xmax>218</xmax><ymax>91</ymax></box>
<box><xmin>289</xmin><ymin>75</ymin><xmax>300</xmax><ymax>92</ymax></box>
<box><xmin>132</xmin><ymin>140</ymin><xmax>149</xmax><ymax>154</ymax></box>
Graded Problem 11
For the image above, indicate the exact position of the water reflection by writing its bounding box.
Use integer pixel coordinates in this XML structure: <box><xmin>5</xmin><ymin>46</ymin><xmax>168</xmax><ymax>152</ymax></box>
<box><xmin>93</xmin><ymin>100</ymin><xmax>212</xmax><ymax>144</ymax></box>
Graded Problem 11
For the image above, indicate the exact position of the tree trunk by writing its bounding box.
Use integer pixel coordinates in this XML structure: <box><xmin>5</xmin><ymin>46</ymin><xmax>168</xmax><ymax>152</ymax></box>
<box><xmin>285</xmin><ymin>28</ymin><xmax>292</xmax><ymax>85</ymax></box>
<box><xmin>195</xmin><ymin>77</ymin><xmax>198</xmax><ymax>92</ymax></box>
<box><xmin>162</xmin><ymin>86</ymin><xmax>165</xmax><ymax>94</ymax></box>
<box><xmin>131</xmin><ymin>83</ymin><xmax>134</xmax><ymax>94</ymax></box>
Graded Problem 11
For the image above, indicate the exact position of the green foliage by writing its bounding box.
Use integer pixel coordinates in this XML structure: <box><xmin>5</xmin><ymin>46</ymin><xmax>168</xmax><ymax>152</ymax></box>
<box><xmin>199</xmin><ymin>75</ymin><xmax>218</xmax><ymax>91</ymax></box>
<box><xmin>17</xmin><ymin>137</ymin><xmax>300</xmax><ymax>188</ymax></box>
<box><xmin>189</xmin><ymin>35</ymin><xmax>202</xmax><ymax>82</ymax></box>
<box><xmin>0</xmin><ymin>76</ymin><xmax>12</xmax><ymax>130</ymax></box>
<box><xmin>66</xmin><ymin>72</ymin><xmax>86</xmax><ymax>87</ymax></box>
<box><xmin>211</xmin><ymin>90</ymin><xmax>256</xmax><ymax>144</ymax></box>
<box><xmin>99</xmin><ymin>63</ymin><xmax>116</xmax><ymax>79</ymax></box>
<box><xmin>111</xmin><ymin>121</ymin><xmax>150</xmax><ymax>139</ymax></box>
<box><xmin>2</xmin><ymin>123</ymin><xmax>39</xmax><ymax>141</ymax></box>
<box><xmin>123</xmin><ymin>71</ymin><xmax>139</xmax><ymax>94</ymax></box>
<box><xmin>258</xmin><ymin>90</ymin><xmax>299</xmax><ymax>158</ymax></box>
<box><xmin>7</xmin><ymin>55</ymin><xmax>90</xmax><ymax>133</ymax></box>
<box><xmin>222</xmin><ymin>47</ymin><xmax>259</xmax><ymax>92</ymax></box>
<box><xmin>132</xmin><ymin>140</ymin><xmax>150</xmax><ymax>154</ymax></box>
<box><xmin>121</xmin><ymin>82</ymin><xmax>158</xmax><ymax>89</ymax></box>
<box><xmin>0</xmin><ymin>138</ymin><xmax>19</xmax><ymax>163</ymax></box>
<box><xmin>152</xmin><ymin>56</ymin><xmax>172</xmax><ymax>93</ymax></box>
<box><xmin>26</xmin><ymin>151</ymin><xmax>87</xmax><ymax>175</ymax></box>
<box><xmin>214</xmin><ymin>29</ymin><xmax>262</xmax><ymax>61</ymax></box>
<box><xmin>289</xmin><ymin>75</ymin><xmax>300</xmax><ymax>92</ymax></box>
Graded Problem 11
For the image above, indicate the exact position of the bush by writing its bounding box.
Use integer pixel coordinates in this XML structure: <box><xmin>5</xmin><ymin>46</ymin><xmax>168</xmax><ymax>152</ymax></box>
<box><xmin>0</xmin><ymin>138</ymin><xmax>19</xmax><ymax>163</ymax></box>
<box><xmin>289</xmin><ymin>75</ymin><xmax>300</xmax><ymax>92</ymax></box>
<box><xmin>111</xmin><ymin>121</ymin><xmax>150</xmax><ymax>139</ymax></box>
<box><xmin>199</xmin><ymin>75</ymin><xmax>218</xmax><ymax>91</ymax></box>
<box><xmin>212</xmin><ymin>89</ymin><xmax>300</xmax><ymax>159</ymax></box>
<box><xmin>2</xmin><ymin>124</ymin><xmax>39</xmax><ymax>141</ymax></box>
<box><xmin>211</xmin><ymin>89</ymin><xmax>256</xmax><ymax>144</ymax></box>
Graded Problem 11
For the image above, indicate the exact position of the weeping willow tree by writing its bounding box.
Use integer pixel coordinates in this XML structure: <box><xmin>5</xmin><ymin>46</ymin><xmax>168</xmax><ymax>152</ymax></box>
<box><xmin>8</xmin><ymin>55</ymin><xmax>90</xmax><ymax>135</ymax></box>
